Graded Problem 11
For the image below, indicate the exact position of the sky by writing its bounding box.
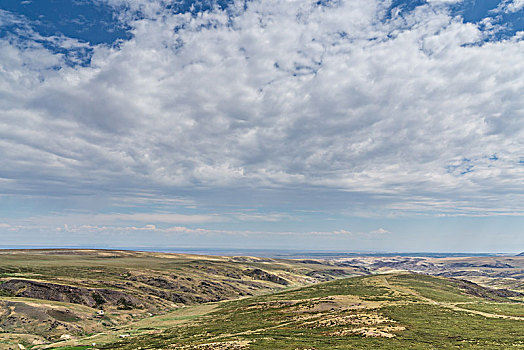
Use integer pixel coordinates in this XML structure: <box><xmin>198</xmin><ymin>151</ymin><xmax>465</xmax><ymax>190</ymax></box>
<box><xmin>0</xmin><ymin>0</ymin><xmax>523</xmax><ymax>253</ymax></box>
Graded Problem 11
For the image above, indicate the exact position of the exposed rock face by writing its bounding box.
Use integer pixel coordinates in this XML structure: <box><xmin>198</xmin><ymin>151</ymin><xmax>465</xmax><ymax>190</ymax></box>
<box><xmin>243</xmin><ymin>269</ymin><xmax>289</xmax><ymax>285</ymax></box>
<box><xmin>449</xmin><ymin>261</ymin><xmax>514</xmax><ymax>268</ymax></box>
<box><xmin>133</xmin><ymin>276</ymin><xmax>179</xmax><ymax>289</ymax></box>
<box><xmin>299</xmin><ymin>260</ymin><xmax>324</xmax><ymax>265</ymax></box>
<box><xmin>306</xmin><ymin>269</ymin><xmax>352</xmax><ymax>281</ymax></box>
<box><xmin>136</xmin><ymin>285</ymin><xmax>190</xmax><ymax>304</ymax></box>
<box><xmin>129</xmin><ymin>274</ymin><xmax>251</xmax><ymax>303</ymax></box>
<box><xmin>0</xmin><ymin>279</ymin><xmax>140</xmax><ymax>308</ymax></box>
<box><xmin>0</xmin><ymin>269</ymin><xmax>293</xmax><ymax>312</ymax></box>
<box><xmin>368</xmin><ymin>259</ymin><xmax>438</xmax><ymax>272</ymax></box>
<box><xmin>453</xmin><ymin>279</ymin><xmax>524</xmax><ymax>301</ymax></box>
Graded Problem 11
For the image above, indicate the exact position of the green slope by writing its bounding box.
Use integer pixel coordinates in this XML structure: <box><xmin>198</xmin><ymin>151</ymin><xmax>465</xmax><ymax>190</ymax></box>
<box><xmin>0</xmin><ymin>249</ymin><xmax>361</xmax><ymax>348</ymax></box>
<box><xmin>1</xmin><ymin>251</ymin><xmax>523</xmax><ymax>349</ymax></box>
<box><xmin>91</xmin><ymin>273</ymin><xmax>524</xmax><ymax>350</ymax></box>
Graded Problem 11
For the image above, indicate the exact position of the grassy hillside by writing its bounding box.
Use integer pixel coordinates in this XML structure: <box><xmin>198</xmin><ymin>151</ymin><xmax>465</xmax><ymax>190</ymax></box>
<box><xmin>55</xmin><ymin>273</ymin><xmax>524</xmax><ymax>350</ymax></box>
<box><xmin>0</xmin><ymin>249</ymin><xmax>361</xmax><ymax>349</ymax></box>
<box><xmin>330</xmin><ymin>255</ymin><xmax>524</xmax><ymax>292</ymax></box>
<box><xmin>0</xmin><ymin>250</ymin><xmax>523</xmax><ymax>349</ymax></box>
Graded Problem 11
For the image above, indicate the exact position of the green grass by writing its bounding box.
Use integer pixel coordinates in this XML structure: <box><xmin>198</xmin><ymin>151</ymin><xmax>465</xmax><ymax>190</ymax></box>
<box><xmin>456</xmin><ymin>302</ymin><xmax>524</xmax><ymax>317</ymax></box>
<box><xmin>99</xmin><ymin>274</ymin><xmax>524</xmax><ymax>349</ymax></box>
<box><xmin>263</xmin><ymin>275</ymin><xmax>397</xmax><ymax>301</ymax></box>
<box><xmin>0</xmin><ymin>249</ymin><xmax>362</xmax><ymax>348</ymax></box>
<box><xmin>0</xmin><ymin>251</ymin><xmax>522</xmax><ymax>349</ymax></box>
<box><xmin>380</xmin><ymin>304</ymin><xmax>524</xmax><ymax>349</ymax></box>
<box><xmin>388</xmin><ymin>274</ymin><xmax>479</xmax><ymax>302</ymax></box>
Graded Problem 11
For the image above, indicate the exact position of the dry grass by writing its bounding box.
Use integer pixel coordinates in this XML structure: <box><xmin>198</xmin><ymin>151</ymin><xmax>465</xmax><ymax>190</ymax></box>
<box><xmin>171</xmin><ymin>340</ymin><xmax>251</xmax><ymax>349</ymax></box>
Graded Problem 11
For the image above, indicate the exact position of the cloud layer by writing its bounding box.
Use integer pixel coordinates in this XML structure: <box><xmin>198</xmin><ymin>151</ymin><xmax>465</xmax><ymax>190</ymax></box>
<box><xmin>0</xmin><ymin>0</ymin><xmax>523</xmax><ymax>228</ymax></box>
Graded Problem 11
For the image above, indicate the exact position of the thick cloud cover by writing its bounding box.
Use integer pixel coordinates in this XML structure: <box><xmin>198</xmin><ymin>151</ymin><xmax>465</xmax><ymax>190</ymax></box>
<box><xmin>0</xmin><ymin>0</ymin><xmax>523</xmax><ymax>248</ymax></box>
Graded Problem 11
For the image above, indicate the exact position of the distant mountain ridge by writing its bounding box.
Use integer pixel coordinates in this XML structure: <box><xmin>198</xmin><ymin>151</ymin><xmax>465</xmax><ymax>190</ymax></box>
<box><xmin>517</xmin><ymin>252</ymin><xmax>524</xmax><ymax>256</ymax></box>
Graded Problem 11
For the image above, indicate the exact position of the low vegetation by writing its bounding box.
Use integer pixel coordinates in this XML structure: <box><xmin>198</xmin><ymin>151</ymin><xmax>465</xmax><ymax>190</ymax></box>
<box><xmin>0</xmin><ymin>249</ymin><xmax>360</xmax><ymax>348</ymax></box>
<box><xmin>0</xmin><ymin>250</ymin><xmax>522</xmax><ymax>349</ymax></box>
<box><xmin>97</xmin><ymin>273</ymin><xmax>524</xmax><ymax>350</ymax></box>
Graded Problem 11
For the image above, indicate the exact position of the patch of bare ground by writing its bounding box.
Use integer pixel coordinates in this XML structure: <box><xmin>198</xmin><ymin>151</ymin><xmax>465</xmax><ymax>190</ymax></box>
<box><xmin>307</xmin><ymin>312</ymin><xmax>392</xmax><ymax>327</ymax></box>
<box><xmin>292</xmin><ymin>295</ymin><xmax>384</xmax><ymax>313</ymax></box>
<box><xmin>330</xmin><ymin>325</ymin><xmax>406</xmax><ymax>338</ymax></box>
<box><xmin>245</xmin><ymin>295</ymin><xmax>382</xmax><ymax>314</ymax></box>
<box><xmin>300</xmin><ymin>311</ymin><xmax>405</xmax><ymax>338</ymax></box>
<box><xmin>0</xmin><ymin>333</ymin><xmax>48</xmax><ymax>349</ymax></box>
<box><xmin>171</xmin><ymin>340</ymin><xmax>251</xmax><ymax>349</ymax></box>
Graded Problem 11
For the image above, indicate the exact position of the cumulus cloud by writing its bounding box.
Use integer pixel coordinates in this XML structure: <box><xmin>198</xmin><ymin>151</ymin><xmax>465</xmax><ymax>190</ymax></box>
<box><xmin>0</xmin><ymin>0</ymin><xmax>523</xmax><ymax>219</ymax></box>
<box><xmin>494</xmin><ymin>0</ymin><xmax>524</xmax><ymax>13</ymax></box>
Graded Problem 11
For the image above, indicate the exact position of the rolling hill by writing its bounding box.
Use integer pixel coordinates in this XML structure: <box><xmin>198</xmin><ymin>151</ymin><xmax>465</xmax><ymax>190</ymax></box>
<box><xmin>0</xmin><ymin>249</ymin><xmax>361</xmax><ymax>348</ymax></box>
<box><xmin>94</xmin><ymin>273</ymin><xmax>524</xmax><ymax>350</ymax></box>
<box><xmin>0</xmin><ymin>250</ymin><xmax>523</xmax><ymax>349</ymax></box>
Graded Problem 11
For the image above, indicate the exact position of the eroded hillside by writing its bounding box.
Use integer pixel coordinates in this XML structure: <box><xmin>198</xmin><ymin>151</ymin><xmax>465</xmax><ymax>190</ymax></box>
<box><xmin>0</xmin><ymin>250</ymin><xmax>523</xmax><ymax>349</ymax></box>
<box><xmin>0</xmin><ymin>249</ymin><xmax>361</xmax><ymax>348</ymax></box>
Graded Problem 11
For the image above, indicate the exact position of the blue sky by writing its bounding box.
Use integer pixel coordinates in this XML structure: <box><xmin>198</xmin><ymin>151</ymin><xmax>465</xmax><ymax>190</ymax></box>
<box><xmin>0</xmin><ymin>0</ymin><xmax>523</xmax><ymax>252</ymax></box>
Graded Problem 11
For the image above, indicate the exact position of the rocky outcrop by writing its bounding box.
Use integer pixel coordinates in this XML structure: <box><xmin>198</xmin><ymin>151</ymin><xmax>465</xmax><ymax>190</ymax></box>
<box><xmin>130</xmin><ymin>274</ymin><xmax>249</xmax><ymax>304</ymax></box>
<box><xmin>299</xmin><ymin>260</ymin><xmax>323</xmax><ymax>265</ymax></box>
<box><xmin>453</xmin><ymin>279</ymin><xmax>524</xmax><ymax>301</ymax></box>
<box><xmin>306</xmin><ymin>269</ymin><xmax>352</xmax><ymax>281</ymax></box>
<box><xmin>449</xmin><ymin>261</ymin><xmax>514</xmax><ymax>268</ymax></box>
<box><xmin>243</xmin><ymin>269</ymin><xmax>289</xmax><ymax>285</ymax></box>
<box><xmin>137</xmin><ymin>285</ymin><xmax>190</xmax><ymax>304</ymax></box>
<box><xmin>0</xmin><ymin>279</ymin><xmax>140</xmax><ymax>309</ymax></box>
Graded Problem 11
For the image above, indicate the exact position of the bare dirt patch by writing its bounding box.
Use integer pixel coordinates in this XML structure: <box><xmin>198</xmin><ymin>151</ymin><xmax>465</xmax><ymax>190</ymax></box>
<box><xmin>171</xmin><ymin>340</ymin><xmax>251</xmax><ymax>349</ymax></box>
<box><xmin>293</xmin><ymin>295</ymin><xmax>383</xmax><ymax>313</ymax></box>
<box><xmin>330</xmin><ymin>325</ymin><xmax>406</xmax><ymax>338</ymax></box>
<box><xmin>299</xmin><ymin>310</ymin><xmax>406</xmax><ymax>338</ymax></box>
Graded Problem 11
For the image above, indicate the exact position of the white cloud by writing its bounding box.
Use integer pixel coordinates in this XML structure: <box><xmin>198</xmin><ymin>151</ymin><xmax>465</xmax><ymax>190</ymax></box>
<box><xmin>333</xmin><ymin>229</ymin><xmax>352</xmax><ymax>235</ymax></box>
<box><xmin>426</xmin><ymin>0</ymin><xmax>464</xmax><ymax>4</ymax></box>
<box><xmin>232</xmin><ymin>212</ymin><xmax>293</xmax><ymax>222</ymax></box>
<box><xmin>309</xmin><ymin>229</ymin><xmax>353</xmax><ymax>235</ymax></box>
<box><xmin>45</xmin><ymin>224</ymin><xmax>390</xmax><ymax>238</ymax></box>
<box><xmin>369</xmin><ymin>228</ymin><xmax>390</xmax><ymax>235</ymax></box>
<box><xmin>0</xmin><ymin>0</ymin><xmax>523</xmax><ymax>217</ymax></box>
<box><xmin>307</xmin><ymin>228</ymin><xmax>391</xmax><ymax>236</ymax></box>
<box><xmin>494</xmin><ymin>0</ymin><xmax>524</xmax><ymax>13</ymax></box>
<box><xmin>38</xmin><ymin>212</ymin><xmax>224</xmax><ymax>225</ymax></box>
